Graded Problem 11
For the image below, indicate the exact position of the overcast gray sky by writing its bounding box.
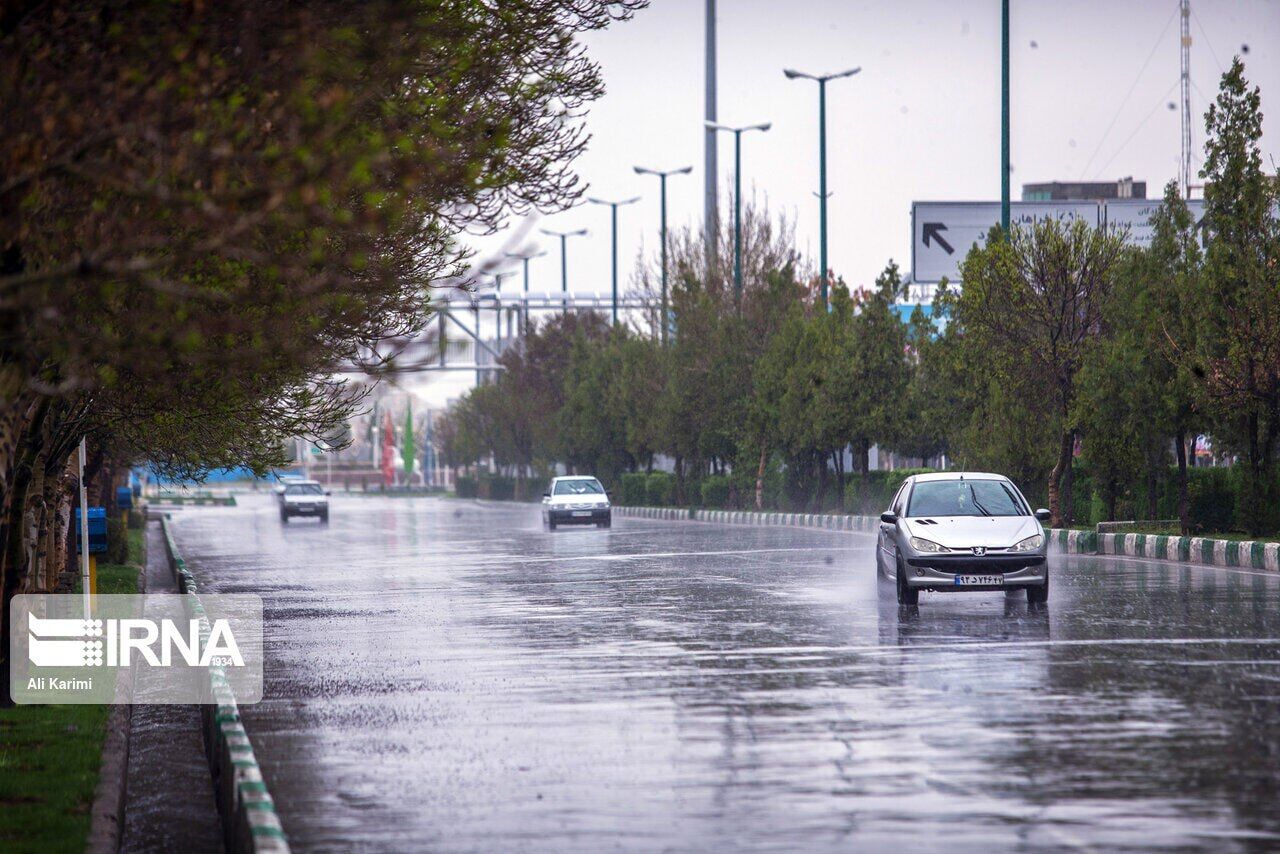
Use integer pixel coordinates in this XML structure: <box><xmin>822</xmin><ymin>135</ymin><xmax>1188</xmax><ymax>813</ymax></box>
<box><xmin>419</xmin><ymin>0</ymin><xmax>1278</xmax><ymax>406</ymax></box>
<box><xmin>469</xmin><ymin>0</ymin><xmax>1278</xmax><ymax>288</ymax></box>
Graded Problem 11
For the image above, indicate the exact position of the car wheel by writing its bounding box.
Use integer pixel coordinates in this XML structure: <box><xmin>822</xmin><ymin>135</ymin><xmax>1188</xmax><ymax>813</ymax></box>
<box><xmin>896</xmin><ymin>558</ymin><xmax>919</xmax><ymax>606</ymax></box>
<box><xmin>597</xmin><ymin>519</ymin><xmax>611</xmax><ymax>529</ymax></box>
<box><xmin>1027</xmin><ymin>569</ymin><xmax>1049</xmax><ymax>605</ymax></box>
<box><xmin>280</xmin><ymin>511</ymin><xmax>289</xmax><ymax>524</ymax></box>
<box><xmin>320</xmin><ymin>511</ymin><xmax>329</xmax><ymax>524</ymax></box>
<box><xmin>548</xmin><ymin>519</ymin><xmax>557</xmax><ymax>531</ymax></box>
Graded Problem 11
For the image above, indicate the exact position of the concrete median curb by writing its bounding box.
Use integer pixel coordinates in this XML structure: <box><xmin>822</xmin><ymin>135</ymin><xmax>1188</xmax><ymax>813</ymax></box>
<box><xmin>86</xmin><ymin>549</ymin><xmax>146</xmax><ymax>854</ymax></box>
<box><xmin>615</xmin><ymin>506</ymin><xmax>1280</xmax><ymax>573</ymax></box>
<box><xmin>160</xmin><ymin>517</ymin><xmax>290</xmax><ymax>853</ymax></box>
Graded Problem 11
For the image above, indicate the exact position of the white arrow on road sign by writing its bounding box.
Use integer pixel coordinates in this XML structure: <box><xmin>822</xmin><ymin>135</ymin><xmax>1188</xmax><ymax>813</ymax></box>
<box><xmin>911</xmin><ymin>201</ymin><xmax>1101</xmax><ymax>283</ymax></box>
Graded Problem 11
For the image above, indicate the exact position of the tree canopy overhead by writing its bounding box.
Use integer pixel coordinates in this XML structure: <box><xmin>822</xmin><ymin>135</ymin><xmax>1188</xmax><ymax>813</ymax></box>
<box><xmin>0</xmin><ymin>0</ymin><xmax>643</xmax><ymax>702</ymax></box>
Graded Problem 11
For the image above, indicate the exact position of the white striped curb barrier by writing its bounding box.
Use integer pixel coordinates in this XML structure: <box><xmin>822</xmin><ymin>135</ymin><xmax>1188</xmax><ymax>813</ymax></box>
<box><xmin>615</xmin><ymin>507</ymin><xmax>1280</xmax><ymax>572</ymax></box>
<box><xmin>161</xmin><ymin>518</ymin><xmax>290</xmax><ymax>853</ymax></box>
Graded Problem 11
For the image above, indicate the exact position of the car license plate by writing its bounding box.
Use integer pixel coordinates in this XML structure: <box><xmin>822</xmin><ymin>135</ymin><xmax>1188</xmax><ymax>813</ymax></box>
<box><xmin>955</xmin><ymin>574</ymin><xmax>1002</xmax><ymax>586</ymax></box>
<box><xmin>572</xmin><ymin>511</ymin><xmax>591</xmax><ymax>517</ymax></box>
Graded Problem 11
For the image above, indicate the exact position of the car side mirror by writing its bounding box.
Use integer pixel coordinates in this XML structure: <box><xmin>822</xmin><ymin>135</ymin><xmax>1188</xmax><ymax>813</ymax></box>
<box><xmin>880</xmin><ymin>511</ymin><xmax>897</xmax><ymax>525</ymax></box>
<box><xmin>1034</xmin><ymin>508</ymin><xmax>1051</xmax><ymax>522</ymax></box>
<box><xmin>542</xmin><ymin>493</ymin><xmax>550</xmax><ymax>499</ymax></box>
<box><xmin>325</xmin><ymin>490</ymin><xmax>332</xmax><ymax>496</ymax></box>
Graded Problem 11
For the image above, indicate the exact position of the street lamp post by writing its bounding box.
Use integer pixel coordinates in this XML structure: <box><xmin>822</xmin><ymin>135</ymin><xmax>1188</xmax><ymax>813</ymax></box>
<box><xmin>705</xmin><ymin>121</ymin><xmax>770</xmax><ymax>310</ymax></box>
<box><xmin>783</xmin><ymin>65</ymin><xmax>860</xmax><ymax>310</ymax></box>
<box><xmin>539</xmin><ymin>228</ymin><xmax>588</xmax><ymax>317</ymax></box>
<box><xmin>588</xmin><ymin>196</ymin><xmax>641</xmax><ymax>326</ymax></box>
<box><xmin>634</xmin><ymin>165</ymin><xmax>692</xmax><ymax>344</ymax></box>
<box><xmin>492</xmin><ymin>271</ymin><xmax>515</xmax><ymax>352</ymax></box>
<box><xmin>1001</xmin><ymin>0</ymin><xmax>1010</xmax><ymax>233</ymax></box>
<box><xmin>504</xmin><ymin>249</ymin><xmax>547</xmax><ymax>336</ymax></box>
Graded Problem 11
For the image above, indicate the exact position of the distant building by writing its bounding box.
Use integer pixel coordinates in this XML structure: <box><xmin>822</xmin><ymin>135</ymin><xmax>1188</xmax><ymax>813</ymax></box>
<box><xmin>1022</xmin><ymin>177</ymin><xmax>1146</xmax><ymax>201</ymax></box>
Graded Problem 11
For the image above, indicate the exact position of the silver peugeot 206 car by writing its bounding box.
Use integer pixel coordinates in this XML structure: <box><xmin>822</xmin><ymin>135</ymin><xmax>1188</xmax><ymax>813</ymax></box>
<box><xmin>877</xmin><ymin>472</ymin><xmax>1051</xmax><ymax>607</ymax></box>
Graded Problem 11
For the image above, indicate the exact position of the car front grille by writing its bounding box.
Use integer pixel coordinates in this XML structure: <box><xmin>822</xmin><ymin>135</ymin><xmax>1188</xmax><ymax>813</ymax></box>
<box><xmin>907</xmin><ymin>555</ymin><xmax>1044</xmax><ymax>573</ymax></box>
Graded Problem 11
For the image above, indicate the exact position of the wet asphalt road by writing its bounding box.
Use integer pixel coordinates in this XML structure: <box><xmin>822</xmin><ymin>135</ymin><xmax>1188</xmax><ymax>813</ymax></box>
<box><xmin>169</xmin><ymin>495</ymin><xmax>1280</xmax><ymax>852</ymax></box>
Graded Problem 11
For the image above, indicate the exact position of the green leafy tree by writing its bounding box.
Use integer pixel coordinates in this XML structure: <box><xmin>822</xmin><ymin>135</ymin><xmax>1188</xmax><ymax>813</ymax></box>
<box><xmin>896</xmin><ymin>281</ymin><xmax>966</xmax><ymax>466</ymax></box>
<box><xmin>0</xmin><ymin>0</ymin><xmax>641</xmax><ymax>701</ymax></box>
<box><xmin>957</xmin><ymin>219</ymin><xmax>1128</xmax><ymax>525</ymax></box>
<box><xmin>1182</xmin><ymin>58</ymin><xmax>1280</xmax><ymax>535</ymax></box>
<box><xmin>845</xmin><ymin>263</ymin><xmax>912</xmax><ymax>479</ymax></box>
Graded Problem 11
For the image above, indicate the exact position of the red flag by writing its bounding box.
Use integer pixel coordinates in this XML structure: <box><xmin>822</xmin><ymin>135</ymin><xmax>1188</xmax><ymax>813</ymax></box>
<box><xmin>381</xmin><ymin>411</ymin><xmax>395</xmax><ymax>486</ymax></box>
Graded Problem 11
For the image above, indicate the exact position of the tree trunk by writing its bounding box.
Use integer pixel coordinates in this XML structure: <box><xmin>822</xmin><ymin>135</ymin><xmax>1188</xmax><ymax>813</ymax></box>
<box><xmin>1246</xmin><ymin>411</ymin><xmax>1264</xmax><ymax>536</ymax></box>
<box><xmin>1048</xmin><ymin>429</ymin><xmax>1073</xmax><ymax>528</ymax></box>
<box><xmin>816</xmin><ymin>451</ymin><xmax>827</xmax><ymax>513</ymax></box>
<box><xmin>1146</xmin><ymin>456</ymin><xmax>1159</xmax><ymax>521</ymax></box>
<box><xmin>833</xmin><ymin>448</ymin><xmax>845</xmax><ymax>505</ymax></box>
<box><xmin>1175</xmin><ymin>431</ymin><xmax>1190</xmax><ymax>535</ymax></box>
<box><xmin>1062</xmin><ymin>438</ymin><xmax>1075</xmax><ymax>527</ymax></box>
<box><xmin>1</xmin><ymin>397</ymin><xmax>49</xmax><ymax>707</ymax></box>
<box><xmin>755</xmin><ymin>441</ymin><xmax>766</xmax><ymax>511</ymax></box>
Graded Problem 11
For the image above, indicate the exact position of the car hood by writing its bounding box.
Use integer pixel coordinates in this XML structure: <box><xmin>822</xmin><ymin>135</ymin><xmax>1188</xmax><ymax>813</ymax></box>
<box><xmin>548</xmin><ymin>494</ymin><xmax>608</xmax><ymax>506</ymax></box>
<box><xmin>902</xmin><ymin>516</ymin><xmax>1039</xmax><ymax>549</ymax></box>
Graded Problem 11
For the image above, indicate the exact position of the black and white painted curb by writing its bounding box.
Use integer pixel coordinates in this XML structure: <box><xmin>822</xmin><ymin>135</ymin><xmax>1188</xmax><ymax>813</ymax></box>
<box><xmin>161</xmin><ymin>518</ymin><xmax>289</xmax><ymax>853</ymax></box>
<box><xmin>613</xmin><ymin>506</ymin><xmax>1280</xmax><ymax>572</ymax></box>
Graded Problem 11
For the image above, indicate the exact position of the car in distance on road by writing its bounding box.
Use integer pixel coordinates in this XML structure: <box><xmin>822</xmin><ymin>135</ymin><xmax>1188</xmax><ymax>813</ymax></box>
<box><xmin>279</xmin><ymin>480</ymin><xmax>330</xmax><ymax>524</ymax></box>
<box><xmin>274</xmin><ymin>474</ymin><xmax>306</xmax><ymax>503</ymax></box>
<box><xmin>877</xmin><ymin>472</ymin><xmax>1051</xmax><ymax>606</ymax></box>
<box><xmin>542</xmin><ymin>476</ymin><xmax>611</xmax><ymax>530</ymax></box>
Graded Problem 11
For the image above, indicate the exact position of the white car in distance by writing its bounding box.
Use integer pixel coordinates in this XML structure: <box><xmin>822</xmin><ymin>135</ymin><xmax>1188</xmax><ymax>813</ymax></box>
<box><xmin>280</xmin><ymin>480</ymin><xmax>330</xmax><ymax>524</ymax></box>
<box><xmin>542</xmin><ymin>476</ymin><xmax>611</xmax><ymax>530</ymax></box>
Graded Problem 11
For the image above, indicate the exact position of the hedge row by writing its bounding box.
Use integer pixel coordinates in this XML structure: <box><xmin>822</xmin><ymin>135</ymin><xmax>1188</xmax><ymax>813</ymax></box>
<box><xmin>616</xmin><ymin>468</ymin><xmax>936</xmax><ymax>514</ymax></box>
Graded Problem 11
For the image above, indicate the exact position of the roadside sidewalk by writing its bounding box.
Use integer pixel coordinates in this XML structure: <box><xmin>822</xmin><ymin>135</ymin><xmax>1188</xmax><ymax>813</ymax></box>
<box><xmin>120</xmin><ymin>521</ymin><xmax>222</xmax><ymax>852</ymax></box>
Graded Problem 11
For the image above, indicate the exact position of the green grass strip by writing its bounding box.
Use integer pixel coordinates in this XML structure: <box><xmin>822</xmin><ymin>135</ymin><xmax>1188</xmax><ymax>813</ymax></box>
<box><xmin>0</xmin><ymin>528</ymin><xmax>141</xmax><ymax>852</ymax></box>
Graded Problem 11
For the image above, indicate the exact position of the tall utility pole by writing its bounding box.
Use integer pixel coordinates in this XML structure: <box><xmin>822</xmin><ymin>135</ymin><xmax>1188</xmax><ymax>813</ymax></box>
<box><xmin>704</xmin><ymin>0</ymin><xmax>719</xmax><ymax>252</ymax></box>
<box><xmin>634</xmin><ymin>165</ymin><xmax>692</xmax><ymax>344</ymax></box>
<box><xmin>1001</xmin><ymin>0</ymin><xmax>1010</xmax><ymax>232</ymax></box>
<box><xmin>588</xmin><ymin>196</ymin><xmax>641</xmax><ymax>326</ymax></box>
<box><xmin>706</xmin><ymin>122</ymin><xmax>770</xmax><ymax>309</ymax></box>
<box><xmin>784</xmin><ymin>66</ymin><xmax>860</xmax><ymax>310</ymax></box>
<box><xmin>539</xmin><ymin>227</ymin><xmax>587</xmax><ymax>316</ymax></box>
<box><xmin>1180</xmin><ymin>0</ymin><xmax>1193</xmax><ymax>199</ymax></box>
<box><xmin>504</xmin><ymin>249</ymin><xmax>545</xmax><ymax>336</ymax></box>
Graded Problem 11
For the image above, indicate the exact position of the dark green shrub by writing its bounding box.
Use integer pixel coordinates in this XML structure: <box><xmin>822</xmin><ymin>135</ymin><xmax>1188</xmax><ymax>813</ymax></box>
<box><xmin>700</xmin><ymin>475</ymin><xmax>732</xmax><ymax>509</ymax></box>
<box><xmin>1189</xmin><ymin>466</ymin><xmax>1236</xmax><ymax>533</ymax></box>
<box><xmin>455</xmin><ymin>476</ymin><xmax>478</xmax><ymax>498</ymax></box>
<box><xmin>105</xmin><ymin>515</ymin><xmax>128</xmax><ymax>565</ymax></box>
<box><xmin>645</xmin><ymin>472</ymin><xmax>676</xmax><ymax>506</ymax></box>
<box><xmin>479</xmin><ymin>475</ymin><xmax>515</xmax><ymax>501</ymax></box>
<box><xmin>620</xmin><ymin>472</ymin><xmax>647</xmax><ymax>506</ymax></box>
<box><xmin>843</xmin><ymin>468</ymin><xmax>936</xmax><ymax>515</ymax></box>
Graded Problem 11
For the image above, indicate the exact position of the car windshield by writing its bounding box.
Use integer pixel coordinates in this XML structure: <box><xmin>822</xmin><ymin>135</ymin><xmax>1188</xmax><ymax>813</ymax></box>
<box><xmin>907</xmin><ymin>479</ymin><xmax>1025</xmax><ymax>517</ymax></box>
<box><xmin>286</xmin><ymin>483</ymin><xmax>323</xmax><ymax>496</ymax></box>
<box><xmin>554</xmin><ymin>479</ymin><xmax>604</xmax><ymax>496</ymax></box>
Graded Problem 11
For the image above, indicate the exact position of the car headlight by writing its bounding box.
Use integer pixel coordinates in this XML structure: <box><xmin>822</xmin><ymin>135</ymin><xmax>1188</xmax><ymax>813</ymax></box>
<box><xmin>909</xmin><ymin>536</ymin><xmax>950</xmax><ymax>553</ymax></box>
<box><xmin>1009</xmin><ymin>534</ymin><xmax>1044</xmax><ymax>552</ymax></box>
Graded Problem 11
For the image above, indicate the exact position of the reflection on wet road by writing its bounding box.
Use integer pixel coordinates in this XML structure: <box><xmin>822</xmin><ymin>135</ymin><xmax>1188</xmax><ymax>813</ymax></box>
<box><xmin>170</xmin><ymin>495</ymin><xmax>1280</xmax><ymax>851</ymax></box>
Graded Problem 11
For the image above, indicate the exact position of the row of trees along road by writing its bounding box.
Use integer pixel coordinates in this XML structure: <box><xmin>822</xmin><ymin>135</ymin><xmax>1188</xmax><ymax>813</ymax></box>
<box><xmin>0</xmin><ymin>0</ymin><xmax>643</xmax><ymax>704</ymax></box>
<box><xmin>442</xmin><ymin>59</ymin><xmax>1280</xmax><ymax>538</ymax></box>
